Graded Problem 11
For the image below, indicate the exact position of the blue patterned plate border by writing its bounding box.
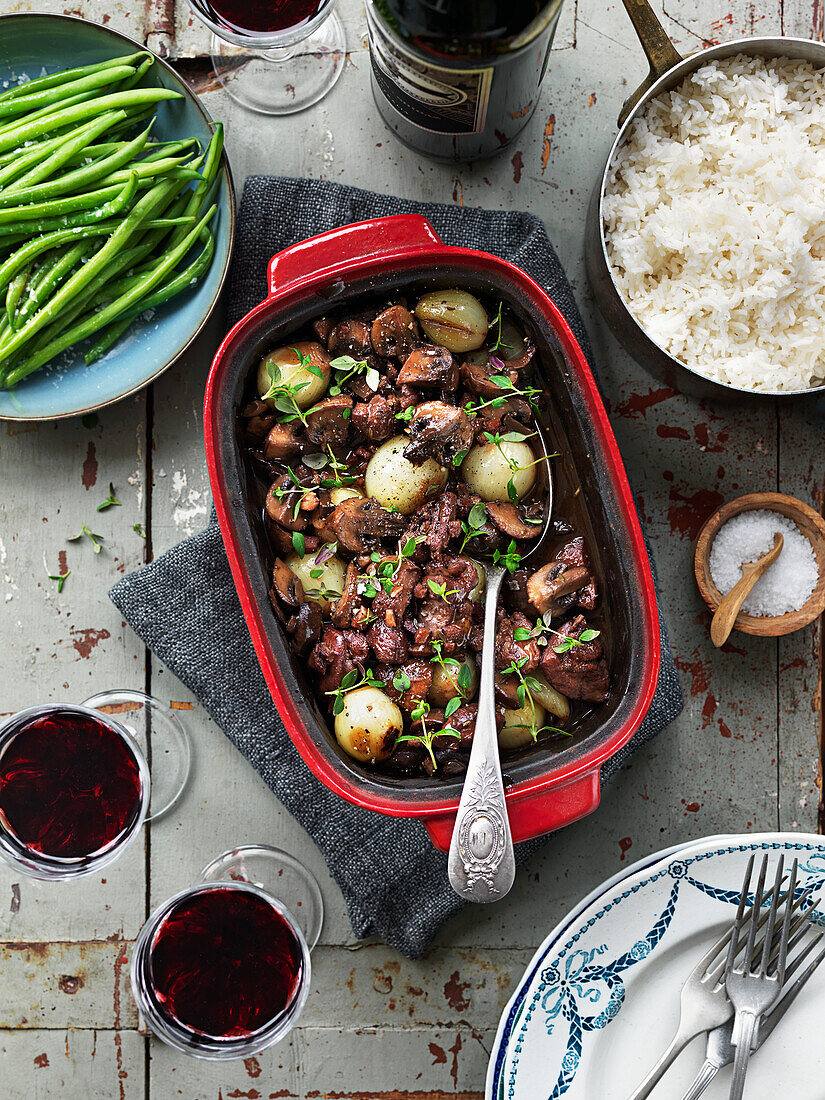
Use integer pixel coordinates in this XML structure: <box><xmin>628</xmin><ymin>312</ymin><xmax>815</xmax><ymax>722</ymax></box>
<box><xmin>488</xmin><ymin>833</ymin><xmax>825</xmax><ymax>1100</ymax></box>
<box><xmin>486</xmin><ymin>837</ymin><xmax>701</xmax><ymax>1100</ymax></box>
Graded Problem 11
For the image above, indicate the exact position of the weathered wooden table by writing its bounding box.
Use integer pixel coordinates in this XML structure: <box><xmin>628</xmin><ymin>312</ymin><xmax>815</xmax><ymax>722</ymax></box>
<box><xmin>0</xmin><ymin>1</ymin><xmax>822</xmax><ymax>1096</ymax></box>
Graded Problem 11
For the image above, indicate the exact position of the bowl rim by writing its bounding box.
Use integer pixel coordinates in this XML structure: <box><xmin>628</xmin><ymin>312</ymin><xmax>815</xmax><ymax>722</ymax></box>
<box><xmin>0</xmin><ymin>11</ymin><xmax>236</xmax><ymax>423</ymax></box>
<box><xmin>693</xmin><ymin>490</ymin><xmax>825</xmax><ymax>636</ymax></box>
<box><xmin>595</xmin><ymin>34</ymin><xmax>825</xmax><ymax>400</ymax></box>
<box><xmin>204</xmin><ymin>217</ymin><xmax>663</xmax><ymax>822</ymax></box>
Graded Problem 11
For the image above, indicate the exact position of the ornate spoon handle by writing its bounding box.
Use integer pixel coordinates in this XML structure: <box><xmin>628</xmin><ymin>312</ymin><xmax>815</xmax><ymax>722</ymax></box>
<box><xmin>447</xmin><ymin>563</ymin><xmax>515</xmax><ymax>903</ymax></box>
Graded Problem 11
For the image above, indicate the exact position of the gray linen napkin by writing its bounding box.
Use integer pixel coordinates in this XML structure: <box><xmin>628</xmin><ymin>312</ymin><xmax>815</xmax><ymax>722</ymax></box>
<box><xmin>110</xmin><ymin>176</ymin><xmax>683</xmax><ymax>959</ymax></box>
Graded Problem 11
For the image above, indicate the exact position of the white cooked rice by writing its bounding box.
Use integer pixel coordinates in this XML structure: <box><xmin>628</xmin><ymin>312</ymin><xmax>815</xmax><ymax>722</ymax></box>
<box><xmin>604</xmin><ymin>55</ymin><xmax>825</xmax><ymax>392</ymax></box>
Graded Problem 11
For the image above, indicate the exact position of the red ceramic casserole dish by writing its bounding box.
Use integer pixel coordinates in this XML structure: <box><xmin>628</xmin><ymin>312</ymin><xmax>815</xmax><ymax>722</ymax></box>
<box><xmin>204</xmin><ymin>214</ymin><xmax>660</xmax><ymax>851</ymax></box>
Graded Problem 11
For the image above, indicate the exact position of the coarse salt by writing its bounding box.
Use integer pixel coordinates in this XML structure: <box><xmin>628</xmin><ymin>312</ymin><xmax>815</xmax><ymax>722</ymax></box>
<box><xmin>709</xmin><ymin>509</ymin><xmax>819</xmax><ymax>616</ymax></box>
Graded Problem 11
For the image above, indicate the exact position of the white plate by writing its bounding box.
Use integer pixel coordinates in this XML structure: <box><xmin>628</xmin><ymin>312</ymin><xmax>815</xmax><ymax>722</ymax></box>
<box><xmin>489</xmin><ymin>833</ymin><xmax>825</xmax><ymax>1100</ymax></box>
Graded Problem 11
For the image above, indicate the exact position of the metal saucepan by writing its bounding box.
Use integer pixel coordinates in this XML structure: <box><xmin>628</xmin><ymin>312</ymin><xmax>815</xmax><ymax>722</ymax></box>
<box><xmin>585</xmin><ymin>0</ymin><xmax>825</xmax><ymax>402</ymax></box>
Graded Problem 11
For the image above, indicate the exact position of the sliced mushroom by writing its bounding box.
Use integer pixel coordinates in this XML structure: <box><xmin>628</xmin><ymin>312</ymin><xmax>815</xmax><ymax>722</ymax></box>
<box><xmin>327</xmin><ymin>318</ymin><xmax>372</xmax><ymax>358</ymax></box>
<box><xmin>404</xmin><ymin>401</ymin><xmax>475</xmax><ymax>466</ymax></box>
<box><xmin>265</xmin><ymin>476</ymin><xmax>311</xmax><ymax>532</ymax></box>
<box><xmin>271</xmin><ymin>558</ymin><xmax>305</xmax><ymax>607</ymax></box>
<box><xmin>397</xmin><ymin>345</ymin><xmax>457</xmax><ymax>390</ymax></box>
<box><xmin>486</xmin><ymin>502</ymin><xmax>543</xmax><ymax>540</ymax></box>
<box><xmin>527</xmin><ymin>562</ymin><xmax>592</xmax><ymax>617</ymax></box>
<box><xmin>305</xmin><ymin>394</ymin><xmax>353</xmax><ymax>448</ymax></box>
<box><xmin>263</xmin><ymin>421</ymin><xmax>305</xmax><ymax>461</ymax></box>
<box><xmin>460</xmin><ymin>360</ymin><xmax>518</xmax><ymax>399</ymax></box>
<box><xmin>328</xmin><ymin>496</ymin><xmax>407</xmax><ymax>555</ymax></box>
<box><xmin>371</xmin><ymin>304</ymin><xmax>419</xmax><ymax>358</ymax></box>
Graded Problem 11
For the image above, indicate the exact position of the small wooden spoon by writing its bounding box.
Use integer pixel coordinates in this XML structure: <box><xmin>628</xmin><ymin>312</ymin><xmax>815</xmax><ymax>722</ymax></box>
<box><xmin>710</xmin><ymin>533</ymin><xmax>784</xmax><ymax>648</ymax></box>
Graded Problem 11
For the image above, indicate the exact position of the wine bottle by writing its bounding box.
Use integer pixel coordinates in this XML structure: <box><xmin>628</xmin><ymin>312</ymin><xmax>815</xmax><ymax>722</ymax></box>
<box><xmin>366</xmin><ymin>0</ymin><xmax>565</xmax><ymax>162</ymax></box>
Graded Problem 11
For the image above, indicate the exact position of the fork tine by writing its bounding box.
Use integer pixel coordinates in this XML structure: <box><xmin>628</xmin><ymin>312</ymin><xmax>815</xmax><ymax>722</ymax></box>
<box><xmin>759</xmin><ymin>856</ymin><xmax>784</xmax><ymax>975</ymax></box>
<box><xmin>775</xmin><ymin>859</ymin><xmax>799</xmax><ymax>980</ymax></box>
<box><xmin>744</xmin><ymin>855</ymin><xmax>769</xmax><ymax>972</ymax></box>
<box><xmin>726</xmin><ymin>853</ymin><xmax>754</xmax><ymax>976</ymax></box>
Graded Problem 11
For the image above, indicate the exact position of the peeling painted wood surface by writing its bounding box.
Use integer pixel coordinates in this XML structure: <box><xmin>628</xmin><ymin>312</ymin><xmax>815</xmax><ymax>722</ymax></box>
<box><xmin>0</xmin><ymin>0</ymin><xmax>823</xmax><ymax>1096</ymax></box>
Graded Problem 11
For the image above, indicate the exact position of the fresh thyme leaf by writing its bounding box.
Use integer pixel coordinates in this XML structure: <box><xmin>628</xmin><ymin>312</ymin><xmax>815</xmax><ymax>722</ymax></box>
<box><xmin>444</xmin><ymin>696</ymin><xmax>461</xmax><ymax>719</ymax></box>
<box><xmin>395</xmin><ymin>405</ymin><xmax>415</xmax><ymax>422</ymax></box>
<box><xmin>67</xmin><ymin>522</ymin><xmax>104</xmax><ymax>553</ymax></box>
<box><xmin>467</xmin><ymin>501</ymin><xmax>487</xmax><ymax>530</ymax></box>
<box><xmin>133</xmin><ymin>523</ymin><xmax>147</xmax><ymax>539</ymax></box>
<box><xmin>47</xmin><ymin>570</ymin><xmax>70</xmax><ymax>593</ymax></box>
<box><xmin>302</xmin><ymin>452</ymin><xmax>329</xmax><ymax>470</ymax></box>
<box><xmin>97</xmin><ymin>482</ymin><xmax>120</xmax><ymax>512</ymax></box>
<box><xmin>513</xmin><ymin>627</ymin><xmax>532</xmax><ymax>641</ymax></box>
<box><xmin>393</xmin><ymin>670</ymin><xmax>412</xmax><ymax>692</ymax></box>
<box><xmin>292</xmin><ymin>531</ymin><xmax>306</xmax><ymax>557</ymax></box>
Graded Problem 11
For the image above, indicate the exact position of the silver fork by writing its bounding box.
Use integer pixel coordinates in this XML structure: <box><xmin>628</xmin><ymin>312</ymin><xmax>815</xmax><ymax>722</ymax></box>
<box><xmin>681</xmin><ymin>924</ymin><xmax>825</xmax><ymax>1100</ymax></box>
<box><xmin>724</xmin><ymin>854</ymin><xmax>798</xmax><ymax>1100</ymax></box>
<box><xmin>624</xmin><ymin>923</ymin><xmax>738</xmax><ymax>1100</ymax></box>
<box><xmin>625</xmin><ymin>854</ymin><xmax>812</xmax><ymax>1100</ymax></box>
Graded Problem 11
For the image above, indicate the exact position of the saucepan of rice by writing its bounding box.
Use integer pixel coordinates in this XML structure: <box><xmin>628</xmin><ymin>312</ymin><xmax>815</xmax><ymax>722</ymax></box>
<box><xmin>585</xmin><ymin>25</ymin><xmax>825</xmax><ymax>399</ymax></box>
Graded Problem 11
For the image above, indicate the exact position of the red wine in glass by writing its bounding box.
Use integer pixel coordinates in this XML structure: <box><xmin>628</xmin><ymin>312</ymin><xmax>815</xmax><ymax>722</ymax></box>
<box><xmin>148</xmin><ymin>886</ymin><xmax>306</xmax><ymax>1038</ymax></box>
<box><xmin>186</xmin><ymin>0</ymin><xmax>345</xmax><ymax>116</ymax></box>
<box><xmin>0</xmin><ymin>707</ymin><xmax>144</xmax><ymax>862</ymax></box>
<box><xmin>192</xmin><ymin>0</ymin><xmax>331</xmax><ymax>36</ymax></box>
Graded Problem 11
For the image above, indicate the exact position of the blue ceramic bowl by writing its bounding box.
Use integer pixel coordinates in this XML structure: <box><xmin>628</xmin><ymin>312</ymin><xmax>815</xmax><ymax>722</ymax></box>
<box><xmin>0</xmin><ymin>13</ymin><xmax>235</xmax><ymax>421</ymax></box>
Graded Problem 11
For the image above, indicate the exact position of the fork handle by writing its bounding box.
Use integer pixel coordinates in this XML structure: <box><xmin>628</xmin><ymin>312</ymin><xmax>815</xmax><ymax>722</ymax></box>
<box><xmin>729</xmin><ymin>1012</ymin><xmax>758</xmax><ymax>1100</ymax></box>
<box><xmin>625</xmin><ymin>1029</ymin><xmax>693</xmax><ymax>1100</ymax></box>
<box><xmin>680</xmin><ymin>1060</ymin><xmax>720</xmax><ymax>1100</ymax></box>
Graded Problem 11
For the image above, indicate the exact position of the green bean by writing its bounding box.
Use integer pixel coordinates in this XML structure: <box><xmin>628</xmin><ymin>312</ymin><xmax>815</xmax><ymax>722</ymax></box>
<box><xmin>0</xmin><ymin>112</ymin><xmax>126</xmax><ymax>192</ymax></box>
<box><xmin>171</xmin><ymin>124</ymin><xmax>223</xmax><ymax>247</ymax></box>
<box><xmin>0</xmin><ymin>65</ymin><xmax>138</xmax><ymax>121</ymax></box>
<box><xmin>5</xmin><ymin>264</ymin><xmax>30</xmax><ymax>328</ymax></box>
<box><xmin>0</xmin><ymin>223</ymin><xmax>115</xmax><ymax>295</ymax></box>
<box><xmin>0</xmin><ymin>54</ymin><xmax>150</xmax><ymax>104</ymax></box>
<box><xmin>0</xmin><ymin>178</ymin><xmax>180</xmax><ymax>361</ymax></box>
<box><xmin>96</xmin><ymin>154</ymin><xmax>199</xmax><ymax>190</ymax></box>
<box><xmin>0</xmin><ymin>173</ymin><xmax>139</xmax><ymax>237</ymax></box>
<box><xmin>2</xmin><ymin>110</ymin><xmax>127</xmax><ymax>195</ymax></box>
<box><xmin>0</xmin><ymin>122</ymin><xmax>152</xmax><ymax>206</ymax></box>
<box><xmin>0</xmin><ymin>89</ymin><xmax>107</xmax><ymax>141</ymax></box>
<box><xmin>0</xmin><ymin>172</ymin><xmax>139</xmax><ymax>226</ymax></box>
<box><xmin>15</xmin><ymin>183</ymin><xmax>196</xmax><ymax>359</ymax></box>
<box><xmin>84</xmin><ymin>315</ymin><xmax>133</xmax><ymax>364</ymax></box>
<box><xmin>15</xmin><ymin>242</ymin><xmax>91</xmax><ymax>327</ymax></box>
<box><xmin>119</xmin><ymin>56</ymin><xmax>155</xmax><ymax>92</ymax></box>
<box><xmin>6</xmin><ymin>204</ymin><xmax>217</xmax><ymax>383</ymax></box>
<box><xmin>0</xmin><ymin>89</ymin><xmax>181</xmax><ymax>155</ymax></box>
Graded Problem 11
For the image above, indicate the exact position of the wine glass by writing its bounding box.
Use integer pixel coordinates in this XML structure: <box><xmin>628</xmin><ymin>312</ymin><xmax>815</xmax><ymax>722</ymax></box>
<box><xmin>187</xmin><ymin>0</ymin><xmax>346</xmax><ymax>115</ymax></box>
<box><xmin>131</xmin><ymin>846</ymin><xmax>323</xmax><ymax>1058</ymax></box>
<box><xmin>0</xmin><ymin>690</ymin><xmax>190</xmax><ymax>882</ymax></box>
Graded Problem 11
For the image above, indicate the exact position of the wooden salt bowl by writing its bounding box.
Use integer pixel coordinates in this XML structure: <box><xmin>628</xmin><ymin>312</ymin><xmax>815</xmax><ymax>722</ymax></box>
<box><xmin>694</xmin><ymin>492</ymin><xmax>825</xmax><ymax>638</ymax></box>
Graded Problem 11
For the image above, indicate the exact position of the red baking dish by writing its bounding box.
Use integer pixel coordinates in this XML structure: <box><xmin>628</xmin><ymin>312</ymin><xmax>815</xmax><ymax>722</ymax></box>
<box><xmin>204</xmin><ymin>214</ymin><xmax>661</xmax><ymax>851</ymax></box>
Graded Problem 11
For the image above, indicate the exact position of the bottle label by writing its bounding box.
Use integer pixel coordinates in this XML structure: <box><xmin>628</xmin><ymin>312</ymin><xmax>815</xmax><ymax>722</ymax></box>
<box><xmin>367</xmin><ymin>6</ymin><xmax>493</xmax><ymax>135</ymax></box>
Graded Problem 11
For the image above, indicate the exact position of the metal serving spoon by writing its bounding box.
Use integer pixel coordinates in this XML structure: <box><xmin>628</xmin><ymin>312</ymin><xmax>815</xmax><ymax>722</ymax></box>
<box><xmin>447</xmin><ymin>421</ymin><xmax>555</xmax><ymax>903</ymax></box>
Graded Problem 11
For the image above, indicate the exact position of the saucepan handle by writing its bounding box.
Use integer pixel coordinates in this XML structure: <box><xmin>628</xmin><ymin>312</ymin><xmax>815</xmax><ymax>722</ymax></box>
<box><xmin>424</xmin><ymin>769</ymin><xmax>602</xmax><ymax>853</ymax></box>
<box><xmin>618</xmin><ymin>0</ymin><xmax>683</xmax><ymax>127</ymax></box>
<box><xmin>267</xmin><ymin>214</ymin><xmax>444</xmax><ymax>298</ymax></box>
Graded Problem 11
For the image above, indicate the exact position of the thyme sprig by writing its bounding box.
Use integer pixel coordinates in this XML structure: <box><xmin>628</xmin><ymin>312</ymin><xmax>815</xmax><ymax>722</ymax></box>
<box><xmin>97</xmin><ymin>482</ymin><xmax>120</xmax><ymax>512</ymax></box>
<box><xmin>67</xmin><ymin>522</ymin><xmax>104</xmax><ymax>554</ymax></box>
<box><xmin>326</xmin><ymin>666</ymin><xmax>383</xmax><ymax>716</ymax></box>
<box><xmin>395</xmin><ymin>698</ymin><xmax>460</xmax><ymax>771</ymax></box>
<box><xmin>263</xmin><ymin>347</ymin><xmax>320</xmax><ymax>427</ymax></box>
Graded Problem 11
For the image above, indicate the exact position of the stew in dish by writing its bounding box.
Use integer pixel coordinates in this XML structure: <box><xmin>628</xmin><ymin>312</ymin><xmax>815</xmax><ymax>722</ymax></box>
<box><xmin>241</xmin><ymin>289</ymin><xmax>610</xmax><ymax>779</ymax></box>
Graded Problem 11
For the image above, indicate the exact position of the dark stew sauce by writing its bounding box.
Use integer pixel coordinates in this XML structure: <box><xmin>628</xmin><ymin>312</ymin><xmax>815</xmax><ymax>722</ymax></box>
<box><xmin>241</xmin><ymin>289</ymin><xmax>611</xmax><ymax>780</ymax></box>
